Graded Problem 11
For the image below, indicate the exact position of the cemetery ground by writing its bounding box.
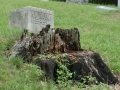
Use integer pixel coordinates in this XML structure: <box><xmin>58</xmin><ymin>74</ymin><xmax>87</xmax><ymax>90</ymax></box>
<box><xmin>0</xmin><ymin>0</ymin><xmax>120</xmax><ymax>90</ymax></box>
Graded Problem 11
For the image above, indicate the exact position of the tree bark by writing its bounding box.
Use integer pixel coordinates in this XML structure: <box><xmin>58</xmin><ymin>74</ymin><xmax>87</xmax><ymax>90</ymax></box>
<box><xmin>12</xmin><ymin>25</ymin><xmax>82</xmax><ymax>62</ymax></box>
<box><xmin>34</xmin><ymin>51</ymin><xmax>119</xmax><ymax>84</ymax></box>
<box><xmin>12</xmin><ymin>25</ymin><xmax>119</xmax><ymax>84</ymax></box>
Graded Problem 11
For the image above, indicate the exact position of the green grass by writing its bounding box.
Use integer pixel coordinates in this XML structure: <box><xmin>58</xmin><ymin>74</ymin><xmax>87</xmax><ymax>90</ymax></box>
<box><xmin>0</xmin><ymin>0</ymin><xmax>120</xmax><ymax>89</ymax></box>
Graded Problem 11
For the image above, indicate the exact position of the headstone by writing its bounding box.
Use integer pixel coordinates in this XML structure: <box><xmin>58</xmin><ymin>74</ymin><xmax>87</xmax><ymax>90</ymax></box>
<box><xmin>118</xmin><ymin>0</ymin><xmax>120</xmax><ymax>7</ymax></box>
<box><xmin>66</xmin><ymin>0</ymin><xmax>88</xmax><ymax>4</ymax></box>
<box><xmin>96</xmin><ymin>6</ymin><xmax>118</xmax><ymax>11</ymax></box>
<box><xmin>41</xmin><ymin>0</ymin><xmax>49</xmax><ymax>1</ymax></box>
<box><xmin>9</xmin><ymin>6</ymin><xmax>54</xmax><ymax>34</ymax></box>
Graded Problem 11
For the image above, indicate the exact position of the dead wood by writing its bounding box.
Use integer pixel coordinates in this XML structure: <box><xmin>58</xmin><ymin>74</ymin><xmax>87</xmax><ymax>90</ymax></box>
<box><xmin>12</xmin><ymin>25</ymin><xmax>119</xmax><ymax>84</ymax></box>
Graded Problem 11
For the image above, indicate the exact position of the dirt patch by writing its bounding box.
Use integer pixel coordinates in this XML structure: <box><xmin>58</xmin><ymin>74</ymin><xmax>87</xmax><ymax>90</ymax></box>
<box><xmin>108</xmin><ymin>84</ymin><xmax>120</xmax><ymax>90</ymax></box>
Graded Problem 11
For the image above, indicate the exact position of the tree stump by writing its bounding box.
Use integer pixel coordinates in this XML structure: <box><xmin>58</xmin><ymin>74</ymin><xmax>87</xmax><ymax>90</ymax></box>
<box><xmin>12</xmin><ymin>25</ymin><xmax>119</xmax><ymax>84</ymax></box>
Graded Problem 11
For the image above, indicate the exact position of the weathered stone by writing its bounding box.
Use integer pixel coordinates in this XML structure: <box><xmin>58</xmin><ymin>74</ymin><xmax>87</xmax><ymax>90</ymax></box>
<box><xmin>118</xmin><ymin>0</ymin><xmax>120</xmax><ymax>7</ymax></box>
<box><xmin>9</xmin><ymin>6</ymin><xmax>54</xmax><ymax>34</ymax></box>
<box><xmin>96</xmin><ymin>6</ymin><xmax>118</xmax><ymax>11</ymax></box>
<box><xmin>66</xmin><ymin>0</ymin><xmax>88</xmax><ymax>4</ymax></box>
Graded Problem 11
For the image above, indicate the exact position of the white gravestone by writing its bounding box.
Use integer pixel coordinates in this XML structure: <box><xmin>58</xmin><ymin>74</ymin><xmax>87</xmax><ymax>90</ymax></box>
<box><xmin>96</xmin><ymin>6</ymin><xmax>118</xmax><ymax>11</ymax></box>
<box><xmin>9</xmin><ymin>6</ymin><xmax>54</xmax><ymax>34</ymax></box>
<box><xmin>118</xmin><ymin>0</ymin><xmax>120</xmax><ymax>7</ymax></box>
<box><xmin>66</xmin><ymin>0</ymin><xmax>88</xmax><ymax>4</ymax></box>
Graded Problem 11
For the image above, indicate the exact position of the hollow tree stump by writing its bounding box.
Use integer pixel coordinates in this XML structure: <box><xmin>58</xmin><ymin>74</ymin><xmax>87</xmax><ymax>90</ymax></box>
<box><xmin>12</xmin><ymin>25</ymin><xmax>119</xmax><ymax>84</ymax></box>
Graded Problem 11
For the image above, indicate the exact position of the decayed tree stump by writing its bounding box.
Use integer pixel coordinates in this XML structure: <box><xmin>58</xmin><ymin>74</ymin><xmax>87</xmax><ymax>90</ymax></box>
<box><xmin>12</xmin><ymin>25</ymin><xmax>82</xmax><ymax>61</ymax></box>
<box><xmin>34</xmin><ymin>51</ymin><xmax>119</xmax><ymax>84</ymax></box>
<box><xmin>12</xmin><ymin>25</ymin><xmax>119</xmax><ymax>84</ymax></box>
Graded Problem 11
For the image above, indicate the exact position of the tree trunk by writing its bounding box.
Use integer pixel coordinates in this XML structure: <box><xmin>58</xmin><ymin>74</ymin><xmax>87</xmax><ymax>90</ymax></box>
<box><xmin>12</xmin><ymin>25</ymin><xmax>119</xmax><ymax>84</ymax></box>
<box><xmin>34</xmin><ymin>51</ymin><xmax>119</xmax><ymax>84</ymax></box>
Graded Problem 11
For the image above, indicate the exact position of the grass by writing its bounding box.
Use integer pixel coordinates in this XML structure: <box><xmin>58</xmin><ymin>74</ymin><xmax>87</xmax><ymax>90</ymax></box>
<box><xmin>0</xmin><ymin>0</ymin><xmax>120</xmax><ymax>89</ymax></box>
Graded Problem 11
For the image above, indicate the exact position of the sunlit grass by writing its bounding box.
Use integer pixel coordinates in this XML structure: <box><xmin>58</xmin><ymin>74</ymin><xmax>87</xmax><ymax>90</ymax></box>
<box><xmin>0</xmin><ymin>0</ymin><xmax>120</xmax><ymax>89</ymax></box>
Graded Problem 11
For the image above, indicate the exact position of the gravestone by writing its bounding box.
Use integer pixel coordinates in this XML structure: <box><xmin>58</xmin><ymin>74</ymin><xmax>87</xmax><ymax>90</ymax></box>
<box><xmin>9</xmin><ymin>6</ymin><xmax>54</xmax><ymax>34</ymax></box>
<box><xmin>66</xmin><ymin>0</ymin><xmax>88</xmax><ymax>4</ymax></box>
<box><xmin>96</xmin><ymin>6</ymin><xmax>118</xmax><ymax>11</ymax></box>
<box><xmin>118</xmin><ymin>0</ymin><xmax>120</xmax><ymax>7</ymax></box>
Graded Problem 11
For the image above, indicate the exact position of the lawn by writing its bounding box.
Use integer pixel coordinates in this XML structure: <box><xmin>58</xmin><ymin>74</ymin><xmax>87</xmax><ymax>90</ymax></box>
<box><xmin>0</xmin><ymin>0</ymin><xmax>120</xmax><ymax>89</ymax></box>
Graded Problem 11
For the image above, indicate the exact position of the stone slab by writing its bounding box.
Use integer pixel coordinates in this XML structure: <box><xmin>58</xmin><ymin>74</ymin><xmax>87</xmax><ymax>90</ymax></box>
<box><xmin>66</xmin><ymin>0</ymin><xmax>88</xmax><ymax>4</ymax></box>
<box><xmin>118</xmin><ymin>0</ymin><xmax>120</xmax><ymax>7</ymax></box>
<box><xmin>96</xmin><ymin>6</ymin><xmax>118</xmax><ymax>11</ymax></box>
<box><xmin>9</xmin><ymin>6</ymin><xmax>54</xmax><ymax>34</ymax></box>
